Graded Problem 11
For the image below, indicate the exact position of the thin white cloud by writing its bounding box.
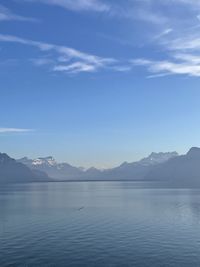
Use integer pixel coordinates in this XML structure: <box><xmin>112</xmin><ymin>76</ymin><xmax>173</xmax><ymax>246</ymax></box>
<box><xmin>0</xmin><ymin>128</ymin><xmax>33</xmax><ymax>133</ymax></box>
<box><xmin>0</xmin><ymin>33</ymin><xmax>110</xmax><ymax>64</ymax></box>
<box><xmin>4</xmin><ymin>1</ymin><xmax>200</xmax><ymax>78</ymax></box>
<box><xmin>147</xmin><ymin>72</ymin><xmax>172</xmax><ymax>79</ymax></box>
<box><xmin>0</xmin><ymin>33</ymin><xmax>125</xmax><ymax>74</ymax></box>
<box><xmin>173</xmin><ymin>53</ymin><xmax>200</xmax><ymax>64</ymax></box>
<box><xmin>53</xmin><ymin>62</ymin><xmax>96</xmax><ymax>73</ymax></box>
<box><xmin>153</xmin><ymin>28</ymin><xmax>173</xmax><ymax>41</ymax></box>
<box><xmin>168</xmin><ymin>36</ymin><xmax>200</xmax><ymax>51</ymax></box>
<box><xmin>110</xmin><ymin>65</ymin><xmax>132</xmax><ymax>72</ymax></box>
<box><xmin>0</xmin><ymin>4</ymin><xmax>37</xmax><ymax>22</ymax></box>
<box><xmin>134</xmin><ymin>8</ymin><xmax>167</xmax><ymax>25</ymax></box>
<box><xmin>31</xmin><ymin>57</ymin><xmax>54</xmax><ymax>66</ymax></box>
<box><xmin>132</xmin><ymin>53</ymin><xmax>200</xmax><ymax>77</ymax></box>
<box><xmin>22</xmin><ymin>0</ymin><xmax>110</xmax><ymax>12</ymax></box>
<box><xmin>122</xmin><ymin>0</ymin><xmax>200</xmax><ymax>78</ymax></box>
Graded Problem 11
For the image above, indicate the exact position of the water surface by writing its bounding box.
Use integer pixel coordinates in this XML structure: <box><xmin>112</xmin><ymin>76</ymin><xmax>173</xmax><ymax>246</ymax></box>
<box><xmin>1</xmin><ymin>181</ymin><xmax>200</xmax><ymax>266</ymax></box>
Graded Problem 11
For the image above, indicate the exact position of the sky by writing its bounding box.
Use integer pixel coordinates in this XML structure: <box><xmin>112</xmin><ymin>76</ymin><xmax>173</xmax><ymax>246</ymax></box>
<box><xmin>1</xmin><ymin>0</ymin><xmax>200</xmax><ymax>168</ymax></box>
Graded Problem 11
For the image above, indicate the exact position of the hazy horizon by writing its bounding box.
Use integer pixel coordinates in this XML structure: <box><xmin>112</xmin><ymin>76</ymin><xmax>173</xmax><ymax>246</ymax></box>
<box><xmin>1</xmin><ymin>147</ymin><xmax>193</xmax><ymax>169</ymax></box>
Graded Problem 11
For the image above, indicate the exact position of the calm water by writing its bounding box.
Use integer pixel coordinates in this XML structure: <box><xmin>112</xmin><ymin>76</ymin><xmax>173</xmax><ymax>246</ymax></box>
<box><xmin>1</xmin><ymin>182</ymin><xmax>200</xmax><ymax>267</ymax></box>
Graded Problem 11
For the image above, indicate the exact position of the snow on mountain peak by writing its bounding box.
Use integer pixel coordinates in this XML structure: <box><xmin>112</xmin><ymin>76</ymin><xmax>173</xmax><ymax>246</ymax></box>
<box><xmin>32</xmin><ymin>157</ymin><xmax>57</xmax><ymax>166</ymax></box>
<box><xmin>140</xmin><ymin>151</ymin><xmax>178</xmax><ymax>165</ymax></box>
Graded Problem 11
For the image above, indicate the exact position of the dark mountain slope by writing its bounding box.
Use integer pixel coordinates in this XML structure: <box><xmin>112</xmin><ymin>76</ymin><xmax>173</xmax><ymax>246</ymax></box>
<box><xmin>0</xmin><ymin>153</ymin><xmax>50</xmax><ymax>183</ymax></box>
<box><xmin>145</xmin><ymin>147</ymin><xmax>200</xmax><ymax>185</ymax></box>
<box><xmin>99</xmin><ymin>151</ymin><xmax>178</xmax><ymax>180</ymax></box>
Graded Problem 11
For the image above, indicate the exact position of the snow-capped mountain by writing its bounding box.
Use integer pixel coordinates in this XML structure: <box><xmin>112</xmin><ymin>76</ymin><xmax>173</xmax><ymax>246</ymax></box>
<box><xmin>18</xmin><ymin>151</ymin><xmax>178</xmax><ymax>181</ymax></box>
<box><xmin>100</xmin><ymin>151</ymin><xmax>179</xmax><ymax>180</ymax></box>
<box><xmin>20</xmin><ymin>156</ymin><xmax>57</xmax><ymax>167</ymax></box>
<box><xmin>0</xmin><ymin>153</ymin><xmax>50</xmax><ymax>183</ymax></box>
<box><xmin>139</xmin><ymin>152</ymin><xmax>178</xmax><ymax>166</ymax></box>
<box><xmin>31</xmin><ymin>156</ymin><xmax>57</xmax><ymax>166</ymax></box>
<box><xmin>18</xmin><ymin>156</ymin><xmax>83</xmax><ymax>180</ymax></box>
<box><xmin>9</xmin><ymin>148</ymin><xmax>200</xmax><ymax>186</ymax></box>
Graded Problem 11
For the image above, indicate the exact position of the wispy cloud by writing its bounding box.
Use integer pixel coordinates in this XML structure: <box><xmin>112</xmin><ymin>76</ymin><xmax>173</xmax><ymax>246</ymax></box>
<box><xmin>153</xmin><ymin>28</ymin><xmax>173</xmax><ymax>41</ymax></box>
<box><xmin>22</xmin><ymin>0</ymin><xmax>110</xmax><ymax>12</ymax></box>
<box><xmin>0</xmin><ymin>4</ymin><xmax>37</xmax><ymax>22</ymax></box>
<box><xmin>3</xmin><ymin>0</ymin><xmax>200</xmax><ymax>78</ymax></box>
<box><xmin>168</xmin><ymin>36</ymin><xmax>200</xmax><ymax>51</ymax></box>
<box><xmin>133</xmin><ymin>8</ymin><xmax>167</xmax><ymax>25</ymax></box>
<box><xmin>132</xmin><ymin>24</ymin><xmax>200</xmax><ymax>78</ymax></box>
<box><xmin>0</xmin><ymin>33</ymin><xmax>126</xmax><ymax>74</ymax></box>
<box><xmin>123</xmin><ymin>0</ymin><xmax>200</xmax><ymax>78</ymax></box>
<box><xmin>53</xmin><ymin>62</ymin><xmax>96</xmax><ymax>74</ymax></box>
<box><xmin>132</xmin><ymin>53</ymin><xmax>200</xmax><ymax>77</ymax></box>
<box><xmin>0</xmin><ymin>128</ymin><xmax>33</xmax><ymax>133</ymax></box>
<box><xmin>31</xmin><ymin>57</ymin><xmax>54</xmax><ymax>66</ymax></box>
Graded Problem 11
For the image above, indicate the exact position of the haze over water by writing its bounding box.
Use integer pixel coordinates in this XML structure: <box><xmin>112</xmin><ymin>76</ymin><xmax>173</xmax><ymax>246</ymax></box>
<box><xmin>1</xmin><ymin>182</ymin><xmax>200</xmax><ymax>267</ymax></box>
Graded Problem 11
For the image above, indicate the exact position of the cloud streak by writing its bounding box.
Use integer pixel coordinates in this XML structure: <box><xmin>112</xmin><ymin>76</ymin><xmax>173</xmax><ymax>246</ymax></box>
<box><xmin>0</xmin><ymin>33</ymin><xmax>125</xmax><ymax>74</ymax></box>
<box><xmin>3</xmin><ymin>1</ymin><xmax>200</xmax><ymax>78</ymax></box>
<box><xmin>0</xmin><ymin>128</ymin><xmax>33</xmax><ymax>133</ymax></box>
<box><xmin>123</xmin><ymin>0</ymin><xmax>200</xmax><ymax>78</ymax></box>
<box><xmin>22</xmin><ymin>0</ymin><xmax>110</xmax><ymax>12</ymax></box>
<box><xmin>132</xmin><ymin>53</ymin><xmax>200</xmax><ymax>77</ymax></box>
<box><xmin>0</xmin><ymin>4</ymin><xmax>37</xmax><ymax>22</ymax></box>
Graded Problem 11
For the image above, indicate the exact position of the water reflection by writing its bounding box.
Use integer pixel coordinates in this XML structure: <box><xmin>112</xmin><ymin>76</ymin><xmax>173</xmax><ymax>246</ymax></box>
<box><xmin>1</xmin><ymin>182</ymin><xmax>200</xmax><ymax>267</ymax></box>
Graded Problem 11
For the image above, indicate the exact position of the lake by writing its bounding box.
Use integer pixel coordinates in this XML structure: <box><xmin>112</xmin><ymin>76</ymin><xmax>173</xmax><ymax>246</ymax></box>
<box><xmin>1</xmin><ymin>181</ymin><xmax>200</xmax><ymax>267</ymax></box>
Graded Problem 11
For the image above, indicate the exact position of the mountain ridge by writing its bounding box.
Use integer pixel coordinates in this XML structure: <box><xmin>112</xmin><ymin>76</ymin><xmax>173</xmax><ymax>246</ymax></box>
<box><xmin>3</xmin><ymin>148</ymin><xmax>200</xmax><ymax>185</ymax></box>
<box><xmin>18</xmin><ymin>151</ymin><xmax>179</xmax><ymax>181</ymax></box>
<box><xmin>0</xmin><ymin>153</ymin><xmax>50</xmax><ymax>183</ymax></box>
<box><xmin>145</xmin><ymin>147</ymin><xmax>200</xmax><ymax>185</ymax></box>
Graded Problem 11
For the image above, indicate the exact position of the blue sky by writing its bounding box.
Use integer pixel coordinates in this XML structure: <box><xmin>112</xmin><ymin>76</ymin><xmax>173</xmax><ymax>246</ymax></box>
<box><xmin>1</xmin><ymin>0</ymin><xmax>200</xmax><ymax>168</ymax></box>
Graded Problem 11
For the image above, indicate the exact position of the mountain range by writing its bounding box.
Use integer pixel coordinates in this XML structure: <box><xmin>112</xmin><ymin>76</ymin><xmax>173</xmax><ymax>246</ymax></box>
<box><xmin>18</xmin><ymin>151</ymin><xmax>178</xmax><ymax>181</ymax></box>
<box><xmin>1</xmin><ymin>147</ymin><xmax>200</xmax><ymax>185</ymax></box>
<box><xmin>145</xmin><ymin>147</ymin><xmax>200</xmax><ymax>186</ymax></box>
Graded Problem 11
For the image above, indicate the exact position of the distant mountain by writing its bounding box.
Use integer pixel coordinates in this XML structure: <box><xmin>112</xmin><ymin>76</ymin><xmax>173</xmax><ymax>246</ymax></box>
<box><xmin>145</xmin><ymin>147</ymin><xmax>200</xmax><ymax>185</ymax></box>
<box><xmin>7</xmin><ymin>148</ymin><xmax>200</xmax><ymax>185</ymax></box>
<box><xmin>18</xmin><ymin>156</ymin><xmax>83</xmax><ymax>180</ymax></box>
<box><xmin>19</xmin><ymin>151</ymin><xmax>178</xmax><ymax>181</ymax></box>
<box><xmin>99</xmin><ymin>151</ymin><xmax>178</xmax><ymax>180</ymax></box>
<box><xmin>19</xmin><ymin>156</ymin><xmax>56</xmax><ymax>168</ymax></box>
<box><xmin>139</xmin><ymin>152</ymin><xmax>179</xmax><ymax>166</ymax></box>
<box><xmin>0</xmin><ymin>153</ymin><xmax>50</xmax><ymax>183</ymax></box>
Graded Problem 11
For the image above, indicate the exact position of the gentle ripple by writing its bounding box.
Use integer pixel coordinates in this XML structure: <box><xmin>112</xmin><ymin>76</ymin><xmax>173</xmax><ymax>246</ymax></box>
<box><xmin>1</xmin><ymin>182</ymin><xmax>200</xmax><ymax>266</ymax></box>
